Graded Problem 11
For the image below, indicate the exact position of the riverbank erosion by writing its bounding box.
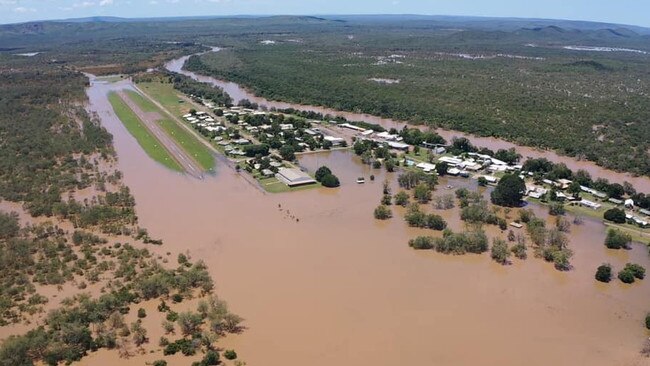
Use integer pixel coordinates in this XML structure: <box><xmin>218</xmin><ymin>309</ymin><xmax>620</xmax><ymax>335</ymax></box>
<box><xmin>166</xmin><ymin>47</ymin><xmax>650</xmax><ymax>192</ymax></box>
<box><xmin>88</xmin><ymin>61</ymin><xmax>650</xmax><ymax>366</ymax></box>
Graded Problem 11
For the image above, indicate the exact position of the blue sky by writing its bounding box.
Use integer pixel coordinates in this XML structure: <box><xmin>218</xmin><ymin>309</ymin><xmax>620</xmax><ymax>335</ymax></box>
<box><xmin>1</xmin><ymin>0</ymin><xmax>648</xmax><ymax>27</ymax></box>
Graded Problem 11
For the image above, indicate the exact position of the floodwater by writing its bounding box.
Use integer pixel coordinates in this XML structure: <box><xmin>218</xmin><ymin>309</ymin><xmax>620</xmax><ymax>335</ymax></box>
<box><xmin>81</xmin><ymin>73</ymin><xmax>650</xmax><ymax>366</ymax></box>
<box><xmin>166</xmin><ymin>49</ymin><xmax>650</xmax><ymax>192</ymax></box>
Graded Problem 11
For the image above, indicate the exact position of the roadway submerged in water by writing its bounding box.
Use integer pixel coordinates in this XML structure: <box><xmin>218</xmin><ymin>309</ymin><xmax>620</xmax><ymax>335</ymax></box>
<box><xmin>85</xmin><ymin>69</ymin><xmax>650</xmax><ymax>366</ymax></box>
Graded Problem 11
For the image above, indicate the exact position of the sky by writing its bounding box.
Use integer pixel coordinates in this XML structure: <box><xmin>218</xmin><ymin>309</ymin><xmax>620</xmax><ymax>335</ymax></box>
<box><xmin>1</xmin><ymin>0</ymin><xmax>649</xmax><ymax>27</ymax></box>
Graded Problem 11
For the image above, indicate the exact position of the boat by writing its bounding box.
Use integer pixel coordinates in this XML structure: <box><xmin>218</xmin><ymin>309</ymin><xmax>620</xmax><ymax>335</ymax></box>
<box><xmin>356</xmin><ymin>177</ymin><xmax>366</xmax><ymax>184</ymax></box>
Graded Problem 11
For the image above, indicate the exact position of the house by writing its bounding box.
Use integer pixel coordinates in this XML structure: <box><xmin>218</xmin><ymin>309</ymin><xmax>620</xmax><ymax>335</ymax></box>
<box><xmin>557</xmin><ymin>179</ymin><xmax>573</xmax><ymax>189</ymax></box>
<box><xmin>339</xmin><ymin>123</ymin><xmax>366</xmax><ymax>132</ymax></box>
<box><xmin>233</xmin><ymin>138</ymin><xmax>251</xmax><ymax>145</ymax></box>
<box><xmin>261</xmin><ymin>169</ymin><xmax>275</xmax><ymax>178</ymax></box>
<box><xmin>361</xmin><ymin>130</ymin><xmax>374</xmax><ymax>136</ymax></box>
<box><xmin>625</xmin><ymin>199</ymin><xmax>635</xmax><ymax>208</ymax></box>
<box><xmin>275</xmin><ymin>168</ymin><xmax>317</xmax><ymax>187</ymax></box>
<box><xmin>416</xmin><ymin>162</ymin><xmax>436</xmax><ymax>173</ymax></box>
<box><xmin>640</xmin><ymin>209</ymin><xmax>650</xmax><ymax>217</ymax></box>
<box><xmin>608</xmin><ymin>198</ymin><xmax>623</xmax><ymax>205</ymax></box>
<box><xmin>386</xmin><ymin>141</ymin><xmax>409</xmax><ymax>151</ymax></box>
<box><xmin>510</xmin><ymin>222</ymin><xmax>523</xmax><ymax>229</ymax></box>
<box><xmin>323</xmin><ymin>136</ymin><xmax>345</xmax><ymax>146</ymax></box>
<box><xmin>376</xmin><ymin>131</ymin><xmax>399</xmax><ymax>141</ymax></box>
<box><xmin>438</xmin><ymin>156</ymin><xmax>463</xmax><ymax>167</ymax></box>
<box><xmin>447</xmin><ymin>168</ymin><xmax>461</xmax><ymax>176</ymax></box>
<box><xmin>580</xmin><ymin>199</ymin><xmax>602</xmax><ymax>210</ymax></box>
<box><xmin>483</xmin><ymin>175</ymin><xmax>498</xmax><ymax>184</ymax></box>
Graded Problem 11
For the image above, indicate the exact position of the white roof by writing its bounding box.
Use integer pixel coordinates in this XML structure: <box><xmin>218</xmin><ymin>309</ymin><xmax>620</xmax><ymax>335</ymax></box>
<box><xmin>416</xmin><ymin>162</ymin><xmax>436</xmax><ymax>172</ymax></box>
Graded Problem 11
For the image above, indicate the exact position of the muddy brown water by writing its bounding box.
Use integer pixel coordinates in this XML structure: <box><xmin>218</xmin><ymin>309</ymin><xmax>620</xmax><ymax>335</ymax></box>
<box><xmin>166</xmin><ymin>48</ymin><xmax>650</xmax><ymax>192</ymax></box>
<box><xmin>73</xmin><ymin>76</ymin><xmax>650</xmax><ymax>365</ymax></box>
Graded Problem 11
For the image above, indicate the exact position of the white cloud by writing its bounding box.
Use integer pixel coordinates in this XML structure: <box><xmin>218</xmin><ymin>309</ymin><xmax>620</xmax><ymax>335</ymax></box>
<box><xmin>100</xmin><ymin>0</ymin><xmax>114</xmax><ymax>6</ymax></box>
<box><xmin>13</xmin><ymin>6</ymin><xmax>36</xmax><ymax>13</ymax></box>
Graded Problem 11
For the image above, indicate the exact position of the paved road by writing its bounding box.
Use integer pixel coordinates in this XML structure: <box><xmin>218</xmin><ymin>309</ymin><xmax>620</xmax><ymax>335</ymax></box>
<box><xmin>117</xmin><ymin>90</ymin><xmax>204</xmax><ymax>179</ymax></box>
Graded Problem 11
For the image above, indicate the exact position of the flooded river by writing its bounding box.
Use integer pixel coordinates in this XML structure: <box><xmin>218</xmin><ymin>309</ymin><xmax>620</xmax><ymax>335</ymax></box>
<box><xmin>81</xmin><ymin>71</ymin><xmax>650</xmax><ymax>366</ymax></box>
<box><xmin>166</xmin><ymin>48</ymin><xmax>650</xmax><ymax>192</ymax></box>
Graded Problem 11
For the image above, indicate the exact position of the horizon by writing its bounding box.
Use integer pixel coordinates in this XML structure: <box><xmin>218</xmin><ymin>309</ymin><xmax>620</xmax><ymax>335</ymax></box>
<box><xmin>1</xmin><ymin>0</ymin><xmax>650</xmax><ymax>28</ymax></box>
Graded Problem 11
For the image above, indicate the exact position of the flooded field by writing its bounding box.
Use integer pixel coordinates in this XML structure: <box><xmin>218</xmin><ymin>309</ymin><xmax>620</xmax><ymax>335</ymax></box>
<box><xmin>166</xmin><ymin>49</ymin><xmax>650</xmax><ymax>192</ymax></box>
<box><xmin>82</xmin><ymin>74</ymin><xmax>650</xmax><ymax>365</ymax></box>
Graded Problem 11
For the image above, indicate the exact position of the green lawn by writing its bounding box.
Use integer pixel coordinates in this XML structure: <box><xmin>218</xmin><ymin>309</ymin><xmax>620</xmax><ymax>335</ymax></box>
<box><xmin>108</xmin><ymin>92</ymin><xmax>182</xmax><ymax>172</ymax></box>
<box><xmin>124</xmin><ymin>89</ymin><xmax>215</xmax><ymax>171</ymax></box>
<box><xmin>138</xmin><ymin>82</ymin><xmax>187</xmax><ymax>116</ymax></box>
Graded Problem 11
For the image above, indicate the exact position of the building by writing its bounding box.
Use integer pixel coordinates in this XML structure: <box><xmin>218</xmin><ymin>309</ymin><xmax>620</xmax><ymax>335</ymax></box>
<box><xmin>386</xmin><ymin>141</ymin><xmax>409</xmax><ymax>151</ymax></box>
<box><xmin>580</xmin><ymin>199</ymin><xmax>602</xmax><ymax>210</ymax></box>
<box><xmin>447</xmin><ymin>167</ymin><xmax>461</xmax><ymax>176</ymax></box>
<box><xmin>275</xmin><ymin>168</ymin><xmax>317</xmax><ymax>187</ymax></box>
<box><xmin>416</xmin><ymin>162</ymin><xmax>436</xmax><ymax>173</ymax></box>
<box><xmin>323</xmin><ymin>136</ymin><xmax>345</xmax><ymax>146</ymax></box>
<box><xmin>438</xmin><ymin>156</ymin><xmax>463</xmax><ymax>167</ymax></box>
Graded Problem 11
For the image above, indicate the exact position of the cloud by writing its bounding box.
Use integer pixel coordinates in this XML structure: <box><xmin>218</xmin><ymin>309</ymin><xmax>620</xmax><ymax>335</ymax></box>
<box><xmin>100</xmin><ymin>0</ymin><xmax>114</xmax><ymax>5</ymax></box>
<box><xmin>13</xmin><ymin>6</ymin><xmax>36</xmax><ymax>13</ymax></box>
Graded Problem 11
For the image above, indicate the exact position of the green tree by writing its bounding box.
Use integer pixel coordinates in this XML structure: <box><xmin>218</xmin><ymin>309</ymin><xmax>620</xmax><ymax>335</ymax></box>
<box><xmin>491</xmin><ymin>174</ymin><xmax>525</xmax><ymax>207</ymax></box>
<box><xmin>595</xmin><ymin>264</ymin><xmax>612</xmax><ymax>283</ymax></box>
<box><xmin>436</xmin><ymin>162</ymin><xmax>448</xmax><ymax>176</ymax></box>
<box><xmin>279</xmin><ymin>145</ymin><xmax>295</xmax><ymax>161</ymax></box>
<box><xmin>603</xmin><ymin>208</ymin><xmax>626</xmax><ymax>224</ymax></box>
<box><xmin>315</xmin><ymin>166</ymin><xmax>332</xmax><ymax>182</ymax></box>
<box><xmin>320</xmin><ymin>174</ymin><xmax>340</xmax><ymax>188</ymax></box>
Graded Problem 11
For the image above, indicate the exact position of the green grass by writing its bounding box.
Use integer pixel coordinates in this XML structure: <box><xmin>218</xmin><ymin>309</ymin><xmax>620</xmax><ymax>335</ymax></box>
<box><xmin>125</xmin><ymin>90</ymin><xmax>215</xmax><ymax>171</ymax></box>
<box><xmin>138</xmin><ymin>82</ymin><xmax>187</xmax><ymax>116</ymax></box>
<box><xmin>108</xmin><ymin>92</ymin><xmax>182</xmax><ymax>172</ymax></box>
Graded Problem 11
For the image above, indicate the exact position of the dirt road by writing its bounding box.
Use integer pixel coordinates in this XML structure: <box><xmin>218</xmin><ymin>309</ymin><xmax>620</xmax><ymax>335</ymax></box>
<box><xmin>117</xmin><ymin>90</ymin><xmax>204</xmax><ymax>179</ymax></box>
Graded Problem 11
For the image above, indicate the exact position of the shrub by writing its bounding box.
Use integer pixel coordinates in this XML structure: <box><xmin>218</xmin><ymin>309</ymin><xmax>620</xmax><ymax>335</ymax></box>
<box><xmin>595</xmin><ymin>264</ymin><xmax>612</xmax><ymax>283</ymax></box>
<box><xmin>374</xmin><ymin>205</ymin><xmax>392</xmax><ymax>220</ymax></box>
<box><xmin>224</xmin><ymin>349</ymin><xmax>238</xmax><ymax>360</ymax></box>
<box><xmin>153</xmin><ymin>360</ymin><xmax>167</xmax><ymax>366</ymax></box>
<box><xmin>511</xmin><ymin>243</ymin><xmax>527</xmax><ymax>260</ymax></box>
<box><xmin>408</xmin><ymin>236</ymin><xmax>434</xmax><ymax>250</ymax></box>
<box><xmin>203</xmin><ymin>350</ymin><xmax>220</xmax><ymax>365</ymax></box>
<box><xmin>394</xmin><ymin>191</ymin><xmax>410</xmax><ymax>206</ymax></box>
<box><xmin>618</xmin><ymin>269</ymin><xmax>635</xmax><ymax>284</ymax></box>
<box><xmin>381</xmin><ymin>194</ymin><xmax>392</xmax><ymax>205</ymax></box>
<box><xmin>624</xmin><ymin>263</ymin><xmax>645</xmax><ymax>279</ymax></box>
<box><xmin>137</xmin><ymin>308</ymin><xmax>146</xmax><ymax>318</ymax></box>
<box><xmin>645</xmin><ymin>313</ymin><xmax>650</xmax><ymax>330</ymax></box>
<box><xmin>172</xmin><ymin>294</ymin><xmax>183</xmax><ymax>303</ymax></box>
<box><xmin>548</xmin><ymin>202</ymin><xmax>565</xmax><ymax>216</ymax></box>
<box><xmin>425</xmin><ymin>214</ymin><xmax>447</xmax><ymax>230</ymax></box>
<box><xmin>604</xmin><ymin>229</ymin><xmax>632</xmax><ymax>250</ymax></box>
<box><xmin>413</xmin><ymin>183</ymin><xmax>432</xmax><ymax>203</ymax></box>
<box><xmin>491</xmin><ymin>239</ymin><xmax>510</xmax><ymax>265</ymax></box>
<box><xmin>166</xmin><ymin>311</ymin><xmax>179</xmax><ymax>322</ymax></box>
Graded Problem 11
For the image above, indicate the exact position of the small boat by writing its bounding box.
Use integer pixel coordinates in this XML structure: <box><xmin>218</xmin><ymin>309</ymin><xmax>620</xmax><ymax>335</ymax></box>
<box><xmin>356</xmin><ymin>177</ymin><xmax>366</xmax><ymax>184</ymax></box>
